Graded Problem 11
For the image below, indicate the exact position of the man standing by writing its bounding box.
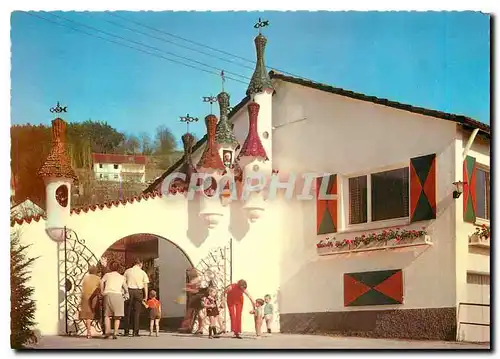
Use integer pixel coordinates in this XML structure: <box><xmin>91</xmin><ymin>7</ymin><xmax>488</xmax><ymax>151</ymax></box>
<box><xmin>123</xmin><ymin>258</ymin><xmax>149</xmax><ymax>337</ymax></box>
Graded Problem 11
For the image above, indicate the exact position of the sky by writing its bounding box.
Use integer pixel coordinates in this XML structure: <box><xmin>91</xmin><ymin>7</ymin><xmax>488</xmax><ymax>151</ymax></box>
<box><xmin>10</xmin><ymin>11</ymin><xmax>490</xmax><ymax>147</ymax></box>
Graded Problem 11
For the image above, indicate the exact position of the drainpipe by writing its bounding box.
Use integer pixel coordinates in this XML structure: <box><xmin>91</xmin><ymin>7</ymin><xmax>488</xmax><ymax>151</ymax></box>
<box><xmin>462</xmin><ymin>128</ymin><xmax>480</xmax><ymax>160</ymax></box>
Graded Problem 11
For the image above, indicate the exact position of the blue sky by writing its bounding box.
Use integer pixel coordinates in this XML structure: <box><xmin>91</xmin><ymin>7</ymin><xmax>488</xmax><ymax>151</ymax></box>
<box><xmin>11</xmin><ymin>11</ymin><xmax>490</xmax><ymax>146</ymax></box>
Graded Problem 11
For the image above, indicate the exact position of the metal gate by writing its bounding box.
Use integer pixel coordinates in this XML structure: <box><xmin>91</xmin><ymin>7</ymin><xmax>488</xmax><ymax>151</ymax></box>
<box><xmin>63</xmin><ymin>227</ymin><xmax>102</xmax><ymax>336</ymax></box>
<box><xmin>190</xmin><ymin>239</ymin><xmax>232</xmax><ymax>333</ymax></box>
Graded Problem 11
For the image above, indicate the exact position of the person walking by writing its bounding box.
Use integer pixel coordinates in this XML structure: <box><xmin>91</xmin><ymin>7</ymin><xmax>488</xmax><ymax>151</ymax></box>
<box><xmin>100</xmin><ymin>261</ymin><xmax>128</xmax><ymax>339</ymax></box>
<box><xmin>123</xmin><ymin>258</ymin><xmax>149</xmax><ymax>337</ymax></box>
<box><xmin>224</xmin><ymin>279</ymin><xmax>255</xmax><ymax>339</ymax></box>
<box><xmin>79</xmin><ymin>265</ymin><xmax>101</xmax><ymax>339</ymax></box>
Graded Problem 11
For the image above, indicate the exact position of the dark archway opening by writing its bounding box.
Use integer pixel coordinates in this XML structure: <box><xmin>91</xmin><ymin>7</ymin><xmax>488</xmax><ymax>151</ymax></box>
<box><xmin>98</xmin><ymin>233</ymin><xmax>193</xmax><ymax>332</ymax></box>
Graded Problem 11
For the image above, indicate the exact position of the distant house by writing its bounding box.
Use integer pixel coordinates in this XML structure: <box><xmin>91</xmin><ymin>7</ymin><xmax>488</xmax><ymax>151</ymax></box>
<box><xmin>92</xmin><ymin>153</ymin><xmax>147</xmax><ymax>183</ymax></box>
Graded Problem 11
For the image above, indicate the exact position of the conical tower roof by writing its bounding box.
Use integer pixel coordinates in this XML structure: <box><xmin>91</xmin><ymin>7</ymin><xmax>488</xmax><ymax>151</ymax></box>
<box><xmin>246</xmin><ymin>33</ymin><xmax>274</xmax><ymax>96</ymax></box>
<box><xmin>215</xmin><ymin>91</ymin><xmax>239</xmax><ymax>148</ymax></box>
<box><xmin>38</xmin><ymin>118</ymin><xmax>78</xmax><ymax>182</ymax></box>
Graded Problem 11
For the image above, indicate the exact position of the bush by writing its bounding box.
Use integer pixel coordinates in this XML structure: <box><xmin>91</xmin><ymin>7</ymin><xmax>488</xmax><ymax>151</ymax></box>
<box><xmin>10</xmin><ymin>232</ymin><xmax>38</xmax><ymax>349</ymax></box>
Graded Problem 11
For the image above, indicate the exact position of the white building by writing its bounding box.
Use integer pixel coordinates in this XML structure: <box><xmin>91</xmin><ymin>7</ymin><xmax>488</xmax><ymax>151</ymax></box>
<box><xmin>92</xmin><ymin>153</ymin><xmax>146</xmax><ymax>183</ymax></box>
<box><xmin>11</xmin><ymin>29</ymin><xmax>490</xmax><ymax>344</ymax></box>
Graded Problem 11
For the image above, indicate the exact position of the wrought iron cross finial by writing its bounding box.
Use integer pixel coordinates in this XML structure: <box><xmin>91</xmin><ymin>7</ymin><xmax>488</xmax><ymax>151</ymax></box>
<box><xmin>254</xmin><ymin>17</ymin><xmax>269</xmax><ymax>34</ymax></box>
<box><xmin>202</xmin><ymin>95</ymin><xmax>218</xmax><ymax>113</ymax></box>
<box><xmin>180</xmin><ymin>114</ymin><xmax>199</xmax><ymax>134</ymax></box>
<box><xmin>50</xmin><ymin>101</ymin><xmax>68</xmax><ymax>114</ymax></box>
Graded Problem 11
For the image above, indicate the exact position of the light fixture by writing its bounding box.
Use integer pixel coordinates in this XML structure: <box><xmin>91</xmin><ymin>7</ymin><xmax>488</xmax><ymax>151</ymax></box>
<box><xmin>453</xmin><ymin>181</ymin><xmax>467</xmax><ymax>199</ymax></box>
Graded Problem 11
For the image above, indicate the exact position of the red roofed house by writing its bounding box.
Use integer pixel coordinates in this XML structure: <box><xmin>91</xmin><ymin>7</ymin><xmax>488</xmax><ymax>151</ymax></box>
<box><xmin>92</xmin><ymin>153</ymin><xmax>147</xmax><ymax>183</ymax></box>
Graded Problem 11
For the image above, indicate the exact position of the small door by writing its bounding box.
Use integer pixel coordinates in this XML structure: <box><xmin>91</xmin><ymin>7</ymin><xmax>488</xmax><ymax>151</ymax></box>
<box><xmin>460</xmin><ymin>273</ymin><xmax>490</xmax><ymax>342</ymax></box>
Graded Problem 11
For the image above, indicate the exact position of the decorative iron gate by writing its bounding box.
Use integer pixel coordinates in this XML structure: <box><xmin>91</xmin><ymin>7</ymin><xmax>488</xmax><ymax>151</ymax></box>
<box><xmin>63</xmin><ymin>227</ymin><xmax>102</xmax><ymax>336</ymax></box>
<box><xmin>191</xmin><ymin>239</ymin><xmax>232</xmax><ymax>333</ymax></box>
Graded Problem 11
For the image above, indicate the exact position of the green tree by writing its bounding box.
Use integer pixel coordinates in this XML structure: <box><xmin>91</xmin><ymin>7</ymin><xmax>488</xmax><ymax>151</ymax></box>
<box><xmin>10</xmin><ymin>231</ymin><xmax>38</xmax><ymax>349</ymax></box>
<box><xmin>154</xmin><ymin>125</ymin><xmax>176</xmax><ymax>155</ymax></box>
<box><xmin>139</xmin><ymin>132</ymin><xmax>154</xmax><ymax>155</ymax></box>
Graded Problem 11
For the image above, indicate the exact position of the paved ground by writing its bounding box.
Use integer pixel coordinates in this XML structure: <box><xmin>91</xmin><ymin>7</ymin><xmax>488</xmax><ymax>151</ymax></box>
<box><xmin>27</xmin><ymin>331</ymin><xmax>490</xmax><ymax>350</ymax></box>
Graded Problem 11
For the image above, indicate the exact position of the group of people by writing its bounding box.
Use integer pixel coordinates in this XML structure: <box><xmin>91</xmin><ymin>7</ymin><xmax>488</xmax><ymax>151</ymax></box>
<box><xmin>79</xmin><ymin>257</ymin><xmax>161</xmax><ymax>339</ymax></box>
<box><xmin>180</xmin><ymin>268</ymin><xmax>274</xmax><ymax>339</ymax></box>
<box><xmin>80</xmin><ymin>261</ymin><xmax>274</xmax><ymax>340</ymax></box>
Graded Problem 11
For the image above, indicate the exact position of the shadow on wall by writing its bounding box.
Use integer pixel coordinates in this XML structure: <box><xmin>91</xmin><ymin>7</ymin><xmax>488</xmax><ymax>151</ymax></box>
<box><xmin>229</xmin><ymin>199</ymin><xmax>249</xmax><ymax>242</ymax></box>
<box><xmin>186</xmin><ymin>194</ymin><xmax>209</xmax><ymax>247</ymax></box>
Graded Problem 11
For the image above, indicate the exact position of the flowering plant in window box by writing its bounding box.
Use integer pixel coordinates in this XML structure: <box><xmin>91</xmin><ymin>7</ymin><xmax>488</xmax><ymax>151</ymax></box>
<box><xmin>473</xmin><ymin>224</ymin><xmax>490</xmax><ymax>240</ymax></box>
<box><xmin>316</xmin><ymin>227</ymin><xmax>428</xmax><ymax>250</ymax></box>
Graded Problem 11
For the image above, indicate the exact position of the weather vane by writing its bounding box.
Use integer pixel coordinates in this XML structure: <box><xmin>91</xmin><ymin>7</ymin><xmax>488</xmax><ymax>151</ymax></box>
<box><xmin>180</xmin><ymin>114</ymin><xmax>199</xmax><ymax>134</ymax></box>
<box><xmin>254</xmin><ymin>17</ymin><xmax>269</xmax><ymax>34</ymax></box>
<box><xmin>49</xmin><ymin>101</ymin><xmax>68</xmax><ymax>114</ymax></box>
<box><xmin>202</xmin><ymin>95</ymin><xmax>218</xmax><ymax>113</ymax></box>
<box><xmin>220</xmin><ymin>70</ymin><xmax>225</xmax><ymax>92</ymax></box>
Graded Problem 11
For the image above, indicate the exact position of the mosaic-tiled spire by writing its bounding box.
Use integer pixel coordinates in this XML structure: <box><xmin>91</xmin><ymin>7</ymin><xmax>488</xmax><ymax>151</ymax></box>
<box><xmin>178</xmin><ymin>132</ymin><xmax>197</xmax><ymax>184</ymax></box>
<box><xmin>38</xmin><ymin>118</ymin><xmax>78</xmax><ymax>181</ymax></box>
<box><xmin>246</xmin><ymin>34</ymin><xmax>274</xmax><ymax>96</ymax></box>
<box><xmin>237</xmin><ymin>102</ymin><xmax>268</xmax><ymax>160</ymax></box>
<box><xmin>197</xmin><ymin>115</ymin><xmax>226</xmax><ymax>171</ymax></box>
<box><xmin>215</xmin><ymin>91</ymin><xmax>239</xmax><ymax>148</ymax></box>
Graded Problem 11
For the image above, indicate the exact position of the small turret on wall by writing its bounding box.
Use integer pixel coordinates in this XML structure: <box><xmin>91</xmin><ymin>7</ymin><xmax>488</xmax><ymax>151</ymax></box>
<box><xmin>37</xmin><ymin>117</ymin><xmax>78</xmax><ymax>242</ymax></box>
<box><xmin>197</xmin><ymin>114</ymin><xmax>226</xmax><ymax>229</ymax></box>
<box><xmin>235</xmin><ymin>21</ymin><xmax>274</xmax><ymax>223</ymax></box>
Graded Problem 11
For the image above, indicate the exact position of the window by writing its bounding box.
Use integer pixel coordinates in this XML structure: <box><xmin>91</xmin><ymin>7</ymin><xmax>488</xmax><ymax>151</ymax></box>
<box><xmin>348</xmin><ymin>167</ymin><xmax>409</xmax><ymax>225</ymax></box>
<box><xmin>349</xmin><ymin>176</ymin><xmax>367</xmax><ymax>224</ymax></box>
<box><xmin>114</xmin><ymin>164</ymin><xmax>119</xmax><ymax>169</ymax></box>
<box><xmin>99</xmin><ymin>164</ymin><xmax>103</xmax><ymax>168</ymax></box>
<box><xmin>371</xmin><ymin>168</ymin><xmax>409</xmax><ymax>221</ymax></box>
<box><xmin>114</xmin><ymin>174</ymin><xmax>119</xmax><ymax>179</ymax></box>
<box><xmin>99</xmin><ymin>174</ymin><xmax>103</xmax><ymax>178</ymax></box>
<box><xmin>476</xmin><ymin>168</ymin><xmax>490</xmax><ymax>220</ymax></box>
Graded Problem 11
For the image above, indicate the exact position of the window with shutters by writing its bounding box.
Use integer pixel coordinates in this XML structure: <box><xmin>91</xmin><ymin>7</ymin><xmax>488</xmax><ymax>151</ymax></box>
<box><xmin>476</xmin><ymin>167</ymin><xmax>490</xmax><ymax>220</ymax></box>
<box><xmin>348</xmin><ymin>167</ymin><xmax>409</xmax><ymax>225</ymax></box>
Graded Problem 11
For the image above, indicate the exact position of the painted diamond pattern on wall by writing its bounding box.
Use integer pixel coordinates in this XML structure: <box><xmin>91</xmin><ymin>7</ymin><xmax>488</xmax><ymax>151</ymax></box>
<box><xmin>344</xmin><ymin>269</ymin><xmax>403</xmax><ymax>307</ymax></box>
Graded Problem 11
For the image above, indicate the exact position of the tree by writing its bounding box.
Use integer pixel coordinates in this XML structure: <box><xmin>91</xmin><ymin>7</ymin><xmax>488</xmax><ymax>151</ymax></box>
<box><xmin>154</xmin><ymin>125</ymin><xmax>176</xmax><ymax>155</ymax></box>
<box><xmin>120</xmin><ymin>134</ymin><xmax>140</xmax><ymax>154</ymax></box>
<box><xmin>10</xmin><ymin>231</ymin><xmax>38</xmax><ymax>349</ymax></box>
<box><xmin>139</xmin><ymin>132</ymin><xmax>154</xmax><ymax>155</ymax></box>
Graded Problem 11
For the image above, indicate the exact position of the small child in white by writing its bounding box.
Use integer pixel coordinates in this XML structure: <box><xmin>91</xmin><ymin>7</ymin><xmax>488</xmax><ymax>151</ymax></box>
<box><xmin>249</xmin><ymin>298</ymin><xmax>265</xmax><ymax>338</ymax></box>
<box><xmin>263</xmin><ymin>294</ymin><xmax>274</xmax><ymax>334</ymax></box>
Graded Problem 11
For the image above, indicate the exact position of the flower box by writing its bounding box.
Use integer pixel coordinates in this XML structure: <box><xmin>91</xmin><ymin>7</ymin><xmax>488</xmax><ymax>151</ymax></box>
<box><xmin>469</xmin><ymin>234</ymin><xmax>490</xmax><ymax>248</ymax></box>
<box><xmin>316</xmin><ymin>228</ymin><xmax>432</xmax><ymax>256</ymax></box>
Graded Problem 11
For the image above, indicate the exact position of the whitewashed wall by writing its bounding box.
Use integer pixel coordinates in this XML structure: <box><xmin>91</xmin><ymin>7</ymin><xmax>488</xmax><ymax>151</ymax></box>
<box><xmin>268</xmin><ymin>81</ymin><xmax>460</xmax><ymax>314</ymax></box>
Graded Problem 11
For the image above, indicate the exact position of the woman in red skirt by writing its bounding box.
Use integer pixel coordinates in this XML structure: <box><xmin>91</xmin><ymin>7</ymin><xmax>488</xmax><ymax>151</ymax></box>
<box><xmin>224</xmin><ymin>279</ymin><xmax>255</xmax><ymax>339</ymax></box>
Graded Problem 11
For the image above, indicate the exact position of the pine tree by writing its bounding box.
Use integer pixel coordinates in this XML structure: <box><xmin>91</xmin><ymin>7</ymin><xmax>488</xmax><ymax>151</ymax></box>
<box><xmin>10</xmin><ymin>232</ymin><xmax>38</xmax><ymax>349</ymax></box>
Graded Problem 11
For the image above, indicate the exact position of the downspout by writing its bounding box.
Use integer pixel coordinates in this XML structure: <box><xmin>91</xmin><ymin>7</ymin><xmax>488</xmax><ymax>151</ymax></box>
<box><xmin>462</xmin><ymin>128</ymin><xmax>480</xmax><ymax>160</ymax></box>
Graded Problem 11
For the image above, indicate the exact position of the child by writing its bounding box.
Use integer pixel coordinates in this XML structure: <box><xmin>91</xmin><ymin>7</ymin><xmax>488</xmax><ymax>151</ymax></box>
<box><xmin>263</xmin><ymin>294</ymin><xmax>274</xmax><ymax>334</ymax></box>
<box><xmin>249</xmin><ymin>298</ymin><xmax>265</xmax><ymax>338</ymax></box>
<box><xmin>146</xmin><ymin>290</ymin><xmax>161</xmax><ymax>337</ymax></box>
<box><xmin>203</xmin><ymin>287</ymin><xmax>220</xmax><ymax>339</ymax></box>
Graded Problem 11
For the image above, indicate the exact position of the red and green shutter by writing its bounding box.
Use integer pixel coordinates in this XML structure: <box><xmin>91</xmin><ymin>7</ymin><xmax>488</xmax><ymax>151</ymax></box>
<box><xmin>344</xmin><ymin>269</ymin><xmax>403</xmax><ymax>306</ymax></box>
<box><xmin>316</xmin><ymin>174</ymin><xmax>338</xmax><ymax>235</ymax></box>
<box><xmin>410</xmin><ymin>153</ymin><xmax>437</xmax><ymax>222</ymax></box>
<box><xmin>463</xmin><ymin>155</ymin><xmax>477</xmax><ymax>223</ymax></box>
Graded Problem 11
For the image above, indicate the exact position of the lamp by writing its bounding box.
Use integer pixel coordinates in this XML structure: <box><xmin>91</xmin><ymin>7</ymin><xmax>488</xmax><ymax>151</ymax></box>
<box><xmin>453</xmin><ymin>181</ymin><xmax>466</xmax><ymax>199</ymax></box>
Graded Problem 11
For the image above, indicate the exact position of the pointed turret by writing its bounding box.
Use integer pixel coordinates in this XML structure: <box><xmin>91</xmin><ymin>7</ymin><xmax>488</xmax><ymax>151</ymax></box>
<box><xmin>197</xmin><ymin>115</ymin><xmax>225</xmax><ymax>172</ymax></box>
<box><xmin>246</xmin><ymin>33</ymin><xmax>274</xmax><ymax>96</ymax></box>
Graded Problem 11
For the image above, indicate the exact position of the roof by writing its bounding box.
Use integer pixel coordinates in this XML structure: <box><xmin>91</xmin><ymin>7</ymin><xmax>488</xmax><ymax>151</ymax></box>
<box><xmin>92</xmin><ymin>153</ymin><xmax>147</xmax><ymax>165</ymax></box>
<box><xmin>38</xmin><ymin>118</ymin><xmax>78</xmax><ymax>181</ymax></box>
<box><xmin>144</xmin><ymin>71</ymin><xmax>490</xmax><ymax>194</ymax></box>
